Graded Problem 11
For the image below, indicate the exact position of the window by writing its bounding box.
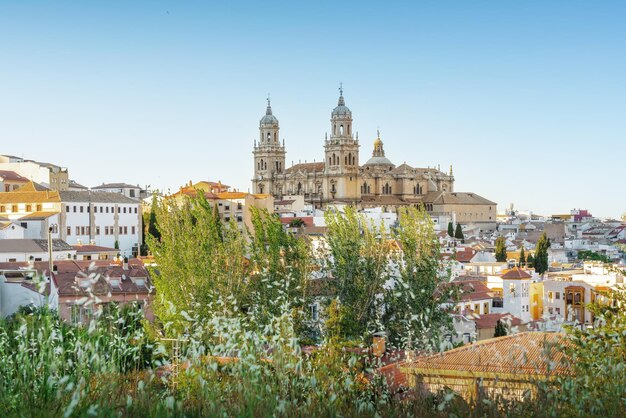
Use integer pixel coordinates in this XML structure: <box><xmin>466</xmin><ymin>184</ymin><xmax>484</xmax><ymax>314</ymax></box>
<box><xmin>87</xmin><ymin>206</ymin><xmax>90</xmax><ymax>213</ymax></box>
<box><xmin>124</xmin><ymin>226</ymin><xmax>128</xmax><ymax>235</ymax></box>
<box><xmin>130</xmin><ymin>189</ymin><xmax>135</xmax><ymax>198</ymax></box>
<box><xmin>105</xmin><ymin>226</ymin><xmax>109</xmax><ymax>235</ymax></box>
<box><xmin>67</xmin><ymin>227</ymin><xmax>71</xmax><ymax>236</ymax></box>
<box><xmin>123</xmin><ymin>207</ymin><xmax>127</xmax><ymax>213</ymax></box>
<box><xmin>237</xmin><ymin>215</ymin><xmax>243</xmax><ymax>222</ymax></box>
<box><xmin>131</xmin><ymin>226</ymin><xmax>136</xmax><ymax>235</ymax></box>
<box><xmin>106</xmin><ymin>207</ymin><xmax>109</xmax><ymax>213</ymax></box>
<box><xmin>26</xmin><ymin>204</ymin><xmax>32</xmax><ymax>212</ymax></box>
<box><xmin>548</xmin><ymin>291</ymin><xmax>553</xmax><ymax>302</ymax></box>
<box><xmin>80</xmin><ymin>226</ymin><xmax>86</xmax><ymax>235</ymax></box>
<box><xmin>134</xmin><ymin>207</ymin><xmax>138</xmax><ymax>214</ymax></box>
<box><xmin>70</xmin><ymin>305</ymin><xmax>93</xmax><ymax>325</ymax></box>
<box><xmin>555</xmin><ymin>308</ymin><xmax>561</xmax><ymax>315</ymax></box>
<box><xmin>96</xmin><ymin>226</ymin><xmax>100</xmax><ymax>235</ymax></box>
<box><xmin>34</xmin><ymin>257</ymin><xmax>42</xmax><ymax>262</ymax></box>
<box><xmin>237</xmin><ymin>202</ymin><xmax>242</xmax><ymax>210</ymax></box>
<box><xmin>0</xmin><ymin>205</ymin><xmax>5</xmax><ymax>212</ymax></box>
<box><xmin>225</xmin><ymin>205</ymin><xmax>230</xmax><ymax>211</ymax></box>
<box><xmin>8</xmin><ymin>258</ymin><xmax>17</xmax><ymax>262</ymax></box>
<box><xmin>100</xmin><ymin>206</ymin><xmax>103</xmax><ymax>213</ymax></box>
<box><xmin>36</xmin><ymin>204</ymin><xmax>42</xmax><ymax>211</ymax></box>
<box><xmin>119</xmin><ymin>226</ymin><xmax>123</xmax><ymax>235</ymax></box>
<box><xmin>556</xmin><ymin>292</ymin><xmax>560</xmax><ymax>300</ymax></box>
<box><xmin>12</xmin><ymin>205</ymin><xmax>18</xmax><ymax>212</ymax></box>
<box><xmin>76</xmin><ymin>226</ymin><xmax>80</xmax><ymax>235</ymax></box>
<box><xmin>20</xmin><ymin>222</ymin><xmax>27</xmax><ymax>229</ymax></box>
<box><xmin>93</xmin><ymin>206</ymin><xmax>97</xmax><ymax>213</ymax></box>
<box><xmin>73</xmin><ymin>206</ymin><xmax>76</xmax><ymax>213</ymax></box>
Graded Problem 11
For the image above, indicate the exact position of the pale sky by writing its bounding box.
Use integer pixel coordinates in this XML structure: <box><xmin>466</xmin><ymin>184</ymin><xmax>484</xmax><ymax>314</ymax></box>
<box><xmin>1</xmin><ymin>1</ymin><xmax>625</xmax><ymax>218</ymax></box>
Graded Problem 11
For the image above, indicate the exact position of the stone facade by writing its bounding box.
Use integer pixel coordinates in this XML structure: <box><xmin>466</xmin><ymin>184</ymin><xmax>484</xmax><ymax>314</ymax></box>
<box><xmin>251</xmin><ymin>89</ymin><xmax>496</xmax><ymax>229</ymax></box>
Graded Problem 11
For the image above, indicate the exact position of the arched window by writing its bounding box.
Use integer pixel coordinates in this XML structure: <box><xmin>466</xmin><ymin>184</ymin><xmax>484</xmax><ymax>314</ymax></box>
<box><xmin>274</xmin><ymin>132</ymin><xmax>277</xmax><ymax>142</ymax></box>
<box><xmin>333</xmin><ymin>124</ymin><xmax>336</xmax><ymax>135</ymax></box>
<box><xmin>348</xmin><ymin>124</ymin><xmax>351</xmax><ymax>135</ymax></box>
<box><xmin>259</xmin><ymin>184</ymin><xmax>264</xmax><ymax>194</ymax></box>
<box><xmin>348</xmin><ymin>153</ymin><xmax>352</xmax><ymax>165</ymax></box>
<box><xmin>345</xmin><ymin>156</ymin><xmax>348</xmax><ymax>165</ymax></box>
<box><xmin>328</xmin><ymin>157</ymin><xmax>331</xmax><ymax>165</ymax></box>
<box><xmin>260</xmin><ymin>159</ymin><xmax>264</xmax><ymax>170</ymax></box>
<box><xmin>267</xmin><ymin>132</ymin><xmax>271</xmax><ymax>141</ymax></box>
<box><xmin>264</xmin><ymin>161</ymin><xmax>267</xmax><ymax>170</ymax></box>
<box><xmin>340</xmin><ymin>125</ymin><xmax>344</xmax><ymax>135</ymax></box>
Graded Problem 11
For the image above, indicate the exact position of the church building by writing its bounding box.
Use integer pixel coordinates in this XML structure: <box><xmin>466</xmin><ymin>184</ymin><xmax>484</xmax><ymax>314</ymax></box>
<box><xmin>252</xmin><ymin>88</ymin><xmax>496</xmax><ymax>230</ymax></box>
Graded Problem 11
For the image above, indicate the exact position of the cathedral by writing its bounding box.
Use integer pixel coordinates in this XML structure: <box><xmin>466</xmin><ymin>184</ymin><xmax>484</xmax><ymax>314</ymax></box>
<box><xmin>252</xmin><ymin>88</ymin><xmax>459</xmax><ymax>212</ymax></box>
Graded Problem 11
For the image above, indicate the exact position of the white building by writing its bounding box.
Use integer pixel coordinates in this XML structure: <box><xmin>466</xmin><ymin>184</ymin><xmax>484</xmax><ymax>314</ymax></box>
<box><xmin>0</xmin><ymin>239</ymin><xmax>76</xmax><ymax>262</ymax></box>
<box><xmin>499</xmin><ymin>268</ymin><xmax>532</xmax><ymax>323</ymax></box>
<box><xmin>59</xmin><ymin>191</ymin><xmax>142</xmax><ymax>256</ymax></box>
<box><xmin>0</xmin><ymin>155</ymin><xmax>69</xmax><ymax>191</ymax></box>
<box><xmin>91</xmin><ymin>183</ymin><xmax>147</xmax><ymax>199</ymax></box>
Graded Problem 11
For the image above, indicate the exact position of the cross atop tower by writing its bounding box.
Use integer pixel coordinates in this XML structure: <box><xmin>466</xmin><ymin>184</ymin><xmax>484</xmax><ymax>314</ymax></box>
<box><xmin>339</xmin><ymin>82</ymin><xmax>343</xmax><ymax>96</ymax></box>
<box><xmin>267</xmin><ymin>93</ymin><xmax>271</xmax><ymax>106</ymax></box>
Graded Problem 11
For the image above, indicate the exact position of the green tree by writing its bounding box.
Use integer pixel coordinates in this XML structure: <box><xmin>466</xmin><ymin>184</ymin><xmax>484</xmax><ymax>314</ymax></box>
<box><xmin>535</xmin><ymin>232</ymin><xmax>550</xmax><ymax>276</ymax></box>
<box><xmin>289</xmin><ymin>218</ymin><xmax>305</xmax><ymax>228</ymax></box>
<box><xmin>383</xmin><ymin>206</ymin><xmax>459</xmax><ymax>350</ymax></box>
<box><xmin>147</xmin><ymin>194</ymin><xmax>161</xmax><ymax>242</ymax></box>
<box><xmin>527</xmin><ymin>252</ymin><xmax>535</xmax><ymax>268</ymax></box>
<box><xmin>519</xmin><ymin>247</ymin><xmax>526</xmax><ymax>266</ymax></box>
<box><xmin>447</xmin><ymin>221</ymin><xmax>454</xmax><ymax>237</ymax></box>
<box><xmin>324</xmin><ymin>206</ymin><xmax>391</xmax><ymax>340</ymax></box>
<box><xmin>454</xmin><ymin>223</ymin><xmax>465</xmax><ymax>242</ymax></box>
<box><xmin>114</xmin><ymin>240</ymin><xmax>119</xmax><ymax>250</ymax></box>
<box><xmin>146</xmin><ymin>193</ymin><xmax>249</xmax><ymax>331</ymax></box>
<box><xmin>494</xmin><ymin>319</ymin><xmax>507</xmax><ymax>337</ymax></box>
<box><xmin>495</xmin><ymin>237</ymin><xmax>507</xmax><ymax>262</ymax></box>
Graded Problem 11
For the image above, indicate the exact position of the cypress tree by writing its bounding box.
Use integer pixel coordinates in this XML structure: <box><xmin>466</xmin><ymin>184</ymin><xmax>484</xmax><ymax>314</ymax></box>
<box><xmin>519</xmin><ymin>247</ymin><xmax>526</xmax><ymax>266</ymax></box>
<box><xmin>454</xmin><ymin>223</ymin><xmax>465</xmax><ymax>242</ymax></box>
<box><xmin>535</xmin><ymin>232</ymin><xmax>550</xmax><ymax>276</ymax></box>
<box><xmin>448</xmin><ymin>222</ymin><xmax>454</xmax><ymax>237</ymax></box>
<box><xmin>494</xmin><ymin>319</ymin><xmax>507</xmax><ymax>337</ymax></box>
<box><xmin>495</xmin><ymin>237</ymin><xmax>507</xmax><ymax>262</ymax></box>
<box><xmin>527</xmin><ymin>253</ymin><xmax>535</xmax><ymax>268</ymax></box>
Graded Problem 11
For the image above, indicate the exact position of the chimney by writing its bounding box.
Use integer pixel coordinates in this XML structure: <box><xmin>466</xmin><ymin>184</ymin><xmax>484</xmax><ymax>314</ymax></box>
<box><xmin>123</xmin><ymin>256</ymin><xmax>129</xmax><ymax>270</ymax></box>
<box><xmin>372</xmin><ymin>332</ymin><xmax>386</xmax><ymax>357</ymax></box>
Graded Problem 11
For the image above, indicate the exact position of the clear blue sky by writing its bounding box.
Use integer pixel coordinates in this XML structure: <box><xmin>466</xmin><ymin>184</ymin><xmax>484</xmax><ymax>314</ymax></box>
<box><xmin>1</xmin><ymin>1</ymin><xmax>625</xmax><ymax>218</ymax></box>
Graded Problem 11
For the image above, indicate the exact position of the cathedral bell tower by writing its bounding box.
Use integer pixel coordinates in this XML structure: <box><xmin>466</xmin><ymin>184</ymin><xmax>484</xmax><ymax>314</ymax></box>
<box><xmin>323</xmin><ymin>84</ymin><xmax>360</xmax><ymax>203</ymax></box>
<box><xmin>252</xmin><ymin>97</ymin><xmax>286</xmax><ymax>195</ymax></box>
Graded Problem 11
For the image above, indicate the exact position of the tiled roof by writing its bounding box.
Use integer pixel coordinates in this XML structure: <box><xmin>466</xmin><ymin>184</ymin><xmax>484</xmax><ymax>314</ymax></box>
<box><xmin>59</xmin><ymin>191</ymin><xmax>140</xmax><ymax>204</ymax></box>
<box><xmin>403</xmin><ymin>332</ymin><xmax>571</xmax><ymax>377</ymax></box>
<box><xmin>19</xmin><ymin>211</ymin><xmax>58</xmax><ymax>220</ymax></box>
<box><xmin>72</xmin><ymin>244</ymin><xmax>117</xmax><ymax>253</ymax></box>
<box><xmin>0</xmin><ymin>238</ymin><xmax>74</xmax><ymax>253</ymax></box>
<box><xmin>0</xmin><ymin>170</ymin><xmax>28</xmax><ymax>182</ymax></box>
<box><xmin>472</xmin><ymin>313</ymin><xmax>523</xmax><ymax>329</ymax></box>
<box><xmin>68</xmin><ymin>180</ymin><xmax>89</xmax><ymax>190</ymax></box>
<box><xmin>424</xmin><ymin>191</ymin><xmax>497</xmax><ymax>206</ymax></box>
<box><xmin>0</xmin><ymin>259</ymin><xmax>151</xmax><ymax>296</ymax></box>
<box><xmin>455</xmin><ymin>249</ymin><xmax>477</xmax><ymax>263</ymax></box>
<box><xmin>284</xmin><ymin>162</ymin><xmax>325</xmax><ymax>174</ymax></box>
<box><xmin>500</xmin><ymin>267</ymin><xmax>532</xmax><ymax>280</ymax></box>
<box><xmin>92</xmin><ymin>182</ymin><xmax>141</xmax><ymax>189</ymax></box>
<box><xmin>456</xmin><ymin>280</ymin><xmax>494</xmax><ymax>302</ymax></box>
<box><xmin>0</xmin><ymin>182</ymin><xmax>61</xmax><ymax>204</ymax></box>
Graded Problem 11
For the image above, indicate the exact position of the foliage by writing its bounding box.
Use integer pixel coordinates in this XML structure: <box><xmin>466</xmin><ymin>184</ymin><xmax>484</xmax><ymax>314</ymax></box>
<box><xmin>534</xmin><ymin>232</ymin><xmax>550</xmax><ymax>275</ymax></box>
<box><xmin>527</xmin><ymin>252</ymin><xmax>535</xmax><ymax>268</ymax></box>
<box><xmin>519</xmin><ymin>247</ymin><xmax>526</xmax><ymax>266</ymax></box>
<box><xmin>114</xmin><ymin>239</ymin><xmax>119</xmax><ymax>250</ymax></box>
<box><xmin>454</xmin><ymin>223</ymin><xmax>464</xmax><ymax>242</ymax></box>
<box><xmin>323</xmin><ymin>206</ymin><xmax>391</xmax><ymax>340</ymax></box>
<box><xmin>494</xmin><ymin>319</ymin><xmax>507</xmax><ymax>337</ymax></box>
<box><xmin>577</xmin><ymin>250</ymin><xmax>611</xmax><ymax>263</ymax></box>
<box><xmin>383</xmin><ymin>206</ymin><xmax>459</xmax><ymax>350</ymax></box>
<box><xmin>447</xmin><ymin>221</ymin><xmax>454</xmax><ymax>237</ymax></box>
<box><xmin>288</xmin><ymin>218</ymin><xmax>306</xmax><ymax>228</ymax></box>
<box><xmin>495</xmin><ymin>237</ymin><xmax>507</xmax><ymax>262</ymax></box>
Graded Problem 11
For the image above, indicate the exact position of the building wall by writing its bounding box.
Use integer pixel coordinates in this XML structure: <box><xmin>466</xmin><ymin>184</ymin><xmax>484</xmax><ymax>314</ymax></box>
<box><xmin>61</xmin><ymin>202</ymin><xmax>141</xmax><ymax>255</ymax></box>
<box><xmin>0</xmin><ymin>279</ymin><xmax>46</xmax><ymax>317</ymax></box>
<box><xmin>502</xmin><ymin>278</ymin><xmax>531</xmax><ymax>323</ymax></box>
<box><xmin>437</xmin><ymin>202</ymin><xmax>497</xmax><ymax>225</ymax></box>
<box><xmin>58</xmin><ymin>293</ymin><xmax>153</xmax><ymax>323</ymax></box>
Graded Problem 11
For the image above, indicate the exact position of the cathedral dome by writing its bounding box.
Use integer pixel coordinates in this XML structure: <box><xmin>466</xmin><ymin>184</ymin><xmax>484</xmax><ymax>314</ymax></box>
<box><xmin>364</xmin><ymin>156</ymin><xmax>395</xmax><ymax>167</ymax></box>
<box><xmin>331</xmin><ymin>90</ymin><xmax>351</xmax><ymax>118</ymax></box>
<box><xmin>260</xmin><ymin>99</ymin><xmax>279</xmax><ymax>126</ymax></box>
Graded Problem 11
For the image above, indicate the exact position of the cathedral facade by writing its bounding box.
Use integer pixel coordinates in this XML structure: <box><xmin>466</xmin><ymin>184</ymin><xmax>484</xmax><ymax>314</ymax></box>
<box><xmin>252</xmin><ymin>90</ymin><xmax>456</xmax><ymax>210</ymax></box>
